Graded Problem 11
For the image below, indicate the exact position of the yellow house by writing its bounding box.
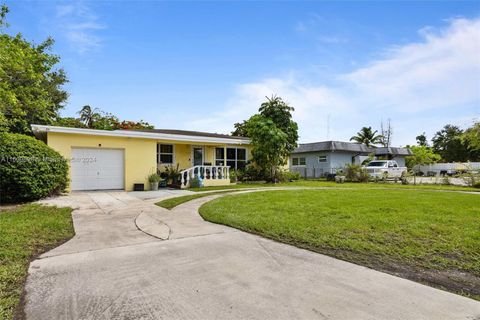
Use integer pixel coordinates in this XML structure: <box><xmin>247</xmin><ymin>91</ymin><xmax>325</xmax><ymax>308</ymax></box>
<box><xmin>31</xmin><ymin>125</ymin><xmax>251</xmax><ymax>191</ymax></box>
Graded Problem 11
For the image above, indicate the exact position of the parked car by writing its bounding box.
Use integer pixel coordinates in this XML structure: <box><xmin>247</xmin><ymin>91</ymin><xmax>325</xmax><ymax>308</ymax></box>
<box><xmin>364</xmin><ymin>160</ymin><xmax>407</xmax><ymax>180</ymax></box>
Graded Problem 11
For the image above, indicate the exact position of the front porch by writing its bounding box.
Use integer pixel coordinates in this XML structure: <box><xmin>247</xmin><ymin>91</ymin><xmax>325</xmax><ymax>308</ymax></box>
<box><xmin>156</xmin><ymin>143</ymin><xmax>248</xmax><ymax>188</ymax></box>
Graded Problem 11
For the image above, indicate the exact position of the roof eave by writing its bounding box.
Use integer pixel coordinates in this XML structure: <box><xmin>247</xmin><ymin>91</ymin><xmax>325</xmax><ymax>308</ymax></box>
<box><xmin>31</xmin><ymin>124</ymin><xmax>250</xmax><ymax>145</ymax></box>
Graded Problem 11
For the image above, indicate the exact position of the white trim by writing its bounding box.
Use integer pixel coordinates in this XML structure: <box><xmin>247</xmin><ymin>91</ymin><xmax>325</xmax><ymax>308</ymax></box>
<box><xmin>214</xmin><ymin>147</ymin><xmax>225</xmax><ymax>166</ymax></box>
<box><xmin>318</xmin><ymin>155</ymin><xmax>327</xmax><ymax>163</ymax></box>
<box><xmin>157</xmin><ymin>143</ymin><xmax>175</xmax><ymax>165</ymax></box>
<box><xmin>31</xmin><ymin>124</ymin><xmax>250</xmax><ymax>145</ymax></box>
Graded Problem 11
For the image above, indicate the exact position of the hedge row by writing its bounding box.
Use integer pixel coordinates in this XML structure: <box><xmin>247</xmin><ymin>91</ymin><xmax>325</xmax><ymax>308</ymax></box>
<box><xmin>0</xmin><ymin>132</ymin><xmax>68</xmax><ymax>203</ymax></box>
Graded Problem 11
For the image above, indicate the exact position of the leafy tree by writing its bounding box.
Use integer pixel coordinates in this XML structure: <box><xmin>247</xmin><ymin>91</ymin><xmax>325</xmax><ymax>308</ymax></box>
<box><xmin>76</xmin><ymin>106</ymin><xmax>153</xmax><ymax>130</ymax></box>
<box><xmin>258</xmin><ymin>96</ymin><xmax>298</xmax><ymax>152</ymax></box>
<box><xmin>239</xmin><ymin>96</ymin><xmax>298</xmax><ymax>182</ymax></box>
<box><xmin>350</xmin><ymin>126</ymin><xmax>383</xmax><ymax>147</ymax></box>
<box><xmin>246</xmin><ymin>115</ymin><xmax>290</xmax><ymax>181</ymax></box>
<box><xmin>416</xmin><ymin>132</ymin><xmax>428</xmax><ymax>147</ymax></box>
<box><xmin>432</xmin><ymin>125</ymin><xmax>469</xmax><ymax>162</ymax></box>
<box><xmin>77</xmin><ymin>105</ymin><xmax>100</xmax><ymax>128</ymax></box>
<box><xmin>461</xmin><ymin>122</ymin><xmax>480</xmax><ymax>152</ymax></box>
<box><xmin>114</xmin><ymin>120</ymin><xmax>154</xmax><ymax>130</ymax></box>
<box><xmin>405</xmin><ymin>145</ymin><xmax>441</xmax><ymax>184</ymax></box>
<box><xmin>0</xmin><ymin>5</ymin><xmax>68</xmax><ymax>135</ymax></box>
<box><xmin>0</xmin><ymin>111</ymin><xmax>8</xmax><ymax>132</ymax></box>
<box><xmin>54</xmin><ymin>117</ymin><xmax>87</xmax><ymax>128</ymax></box>
<box><xmin>232</xmin><ymin>120</ymin><xmax>249</xmax><ymax>137</ymax></box>
<box><xmin>90</xmin><ymin>112</ymin><xmax>119</xmax><ymax>130</ymax></box>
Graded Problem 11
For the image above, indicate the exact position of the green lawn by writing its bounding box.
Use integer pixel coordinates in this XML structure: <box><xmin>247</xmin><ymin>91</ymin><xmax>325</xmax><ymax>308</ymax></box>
<box><xmin>199</xmin><ymin>189</ymin><xmax>480</xmax><ymax>299</ymax></box>
<box><xmin>189</xmin><ymin>179</ymin><xmax>480</xmax><ymax>193</ymax></box>
<box><xmin>0</xmin><ymin>204</ymin><xmax>74</xmax><ymax>319</ymax></box>
<box><xmin>156</xmin><ymin>191</ymin><xmax>233</xmax><ymax>209</ymax></box>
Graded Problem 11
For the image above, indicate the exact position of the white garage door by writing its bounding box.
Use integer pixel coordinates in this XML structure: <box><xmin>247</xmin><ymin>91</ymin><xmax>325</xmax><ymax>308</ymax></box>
<box><xmin>71</xmin><ymin>148</ymin><xmax>125</xmax><ymax>191</ymax></box>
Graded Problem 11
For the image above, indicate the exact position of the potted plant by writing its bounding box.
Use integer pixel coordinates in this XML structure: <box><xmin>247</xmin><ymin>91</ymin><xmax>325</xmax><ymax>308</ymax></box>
<box><xmin>147</xmin><ymin>172</ymin><xmax>161</xmax><ymax>191</ymax></box>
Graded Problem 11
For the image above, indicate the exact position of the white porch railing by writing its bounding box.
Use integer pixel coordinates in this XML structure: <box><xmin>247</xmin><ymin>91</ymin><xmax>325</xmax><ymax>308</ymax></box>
<box><xmin>180</xmin><ymin>165</ymin><xmax>230</xmax><ymax>188</ymax></box>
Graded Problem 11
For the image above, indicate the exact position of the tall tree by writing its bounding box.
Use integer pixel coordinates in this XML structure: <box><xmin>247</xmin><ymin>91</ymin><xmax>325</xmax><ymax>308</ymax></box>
<box><xmin>380</xmin><ymin>119</ymin><xmax>393</xmax><ymax>147</ymax></box>
<box><xmin>232</xmin><ymin>120</ymin><xmax>249</xmax><ymax>137</ymax></box>
<box><xmin>246</xmin><ymin>115</ymin><xmax>289</xmax><ymax>181</ymax></box>
<box><xmin>350</xmin><ymin>127</ymin><xmax>383</xmax><ymax>147</ymax></box>
<box><xmin>432</xmin><ymin>125</ymin><xmax>469</xmax><ymax>162</ymax></box>
<box><xmin>258</xmin><ymin>96</ymin><xmax>298</xmax><ymax>152</ymax></box>
<box><xmin>0</xmin><ymin>5</ymin><xmax>68</xmax><ymax>135</ymax></box>
<box><xmin>239</xmin><ymin>96</ymin><xmax>298</xmax><ymax>181</ymax></box>
<box><xmin>416</xmin><ymin>132</ymin><xmax>428</xmax><ymax>147</ymax></box>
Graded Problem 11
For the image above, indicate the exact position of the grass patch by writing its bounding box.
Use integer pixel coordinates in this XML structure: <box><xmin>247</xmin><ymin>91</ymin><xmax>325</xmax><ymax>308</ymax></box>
<box><xmin>156</xmin><ymin>191</ymin><xmax>233</xmax><ymax>209</ymax></box>
<box><xmin>190</xmin><ymin>180</ymin><xmax>480</xmax><ymax>192</ymax></box>
<box><xmin>0</xmin><ymin>204</ymin><xmax>74</xmax><ymax>319</ymax></box>
<box><xmin>199</xmin><ymin>189</ymin><xmax>480</xmax><ymax>299</ymax></box>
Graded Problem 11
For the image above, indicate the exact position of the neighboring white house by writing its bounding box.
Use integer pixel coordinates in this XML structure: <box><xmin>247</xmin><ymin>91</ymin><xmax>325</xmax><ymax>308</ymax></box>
<box><xmin>289</xmin><ymin>141</ymin><xmax>412</xmax><ymax>178</ymax></box>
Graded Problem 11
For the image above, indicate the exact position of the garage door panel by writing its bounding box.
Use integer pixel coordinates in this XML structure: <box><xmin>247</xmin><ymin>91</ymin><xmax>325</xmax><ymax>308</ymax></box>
<box><xmin>71</xmin><ymin>148</ymin><xmax>124</xmax><ymax>191</ymax></box>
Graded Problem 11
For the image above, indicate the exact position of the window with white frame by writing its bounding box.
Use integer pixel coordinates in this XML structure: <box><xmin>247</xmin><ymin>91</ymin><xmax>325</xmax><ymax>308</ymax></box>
<box><xmin>216</xmin><ymin>147</ymin><xmax>246</xmax><ymax>170</ymax></box>
<box><xmin>318</xmin><ymin>155</ymin><xmax>327</xmax><ymax>163</ymax></box>
<box><xmin>292</xmin><ymin>157</ymin><xmax>306</xmax><ymax>166</ymax></box>
<box><xmin>215</xmin><ymin>148</ymin><xmax>224</xmax><ymax>166</ymax></box>
<box><xmin>157</xmin><ymin>144</ymin><xmax>174</xmax><ymax>164</ymax></box>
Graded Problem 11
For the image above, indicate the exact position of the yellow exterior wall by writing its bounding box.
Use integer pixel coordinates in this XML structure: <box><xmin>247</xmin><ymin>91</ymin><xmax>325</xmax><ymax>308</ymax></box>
<box><xmin>46</xmin><ymin>132</ymin><xmax>251</xmax><ymax>191</ymax></box>
<box><xmin>47</xmin><ymin>132</ymin><xmax>157</xmax><ymax>191</ymax></box>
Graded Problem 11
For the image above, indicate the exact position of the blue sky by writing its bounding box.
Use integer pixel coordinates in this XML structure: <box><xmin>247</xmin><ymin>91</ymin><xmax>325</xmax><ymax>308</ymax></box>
<box><xmin>6</xmin><ymin>0</ymin><xmax>480</xmax><ymax>145</ymax></box>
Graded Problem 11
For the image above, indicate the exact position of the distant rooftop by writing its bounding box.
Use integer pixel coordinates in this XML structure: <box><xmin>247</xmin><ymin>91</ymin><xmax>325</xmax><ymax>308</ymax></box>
<box><xmin>292</xmin><ymin>141</ymin><xmax>412</xmax><ymax>156</ymax></box>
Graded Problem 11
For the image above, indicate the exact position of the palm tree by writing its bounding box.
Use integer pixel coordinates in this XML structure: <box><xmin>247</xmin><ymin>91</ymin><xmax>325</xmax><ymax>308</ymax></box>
<box><xmin>77</xmin><ymin>105</ymin><xmax>99</xmax><ymax>128</ymax></box>
<box><xmin>350</xmin><ymin>126</ymin><xmax>383</xmax><ymax>147</ymax></box>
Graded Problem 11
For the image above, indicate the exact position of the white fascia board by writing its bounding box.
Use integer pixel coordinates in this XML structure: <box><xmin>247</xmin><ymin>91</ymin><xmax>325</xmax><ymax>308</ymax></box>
<box><xmin>31</xmin><ymin>124</ymin><xmax>250</xmax><ymax>145</ymax></box>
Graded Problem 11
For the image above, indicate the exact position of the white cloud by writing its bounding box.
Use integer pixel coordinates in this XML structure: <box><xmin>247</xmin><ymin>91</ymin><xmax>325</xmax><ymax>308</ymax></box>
<box><xmin>344</xmin><ymin>18</ymin><xmax>480</xmax><ymax>112</ymax></box>
<box><xmin>56</xmin><ymin>2</ymin><xmax>105</xmax><ymax>54</ymax></box>
<box><xmin>186</xmin><ymin>17</ymin><xmax>480</xmax><ymax>146</ymax></box>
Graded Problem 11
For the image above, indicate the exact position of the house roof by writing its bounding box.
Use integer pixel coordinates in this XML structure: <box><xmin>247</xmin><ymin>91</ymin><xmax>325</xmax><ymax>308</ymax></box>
<box><xmin>374</xmin><ymin>147</ymin><xmax>414</xmax><ymax>156</ymax></box>
<box><xmin>293</xmin><ymin>141</ymin><xmax>374</xmax><ymax>154</ymax></box>
<box><xmin>134</xmin><ymin>128</ymin><xmax>245</xmax><ymax>140</ymax></box>
<box><xmin>31</xmin><ymin>125</ymin><xmax>250</xmax><ymax>145</ymax></box>
<box><xmin>292</xmin><ymin>140</ymin><xmax>412</xmax><ymax>156</ymax></box>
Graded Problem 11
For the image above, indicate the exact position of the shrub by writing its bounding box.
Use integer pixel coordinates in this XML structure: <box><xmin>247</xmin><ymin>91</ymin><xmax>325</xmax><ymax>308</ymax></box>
<box><xmin>229</xmin><ymin>169</ymin><xmax>237</xmax><ymax>183</ymax></box>
<box><xmin>242</xmin><ymin>165</ymin><xmax>266</xmax><ymax>181</ymax></box>
<box><xmin>162</xmin><ymin>163</ymin><xmax>181</xmax><ymax>184</ymax></box>
<box><xmin>190</xmin><ymin>176</ymin><xmax>202</xmax><ymax>188</ymax></box>
<box><xmin>461</xmin><ymin>172</ymin><xmax>480</xmax><ymax>187</ymax></box>
<box><xmin>344</xmin><ymin>164</ymin><xmax>369</xmax><ymax>182</ymax></box>
<box><xmin>275</xmin><ymin>169</ymin><xmax>301</xmax><ymax>182</ymax></box>
<box><xmin>0</xmin><ymin>132</ymin><xmax>68</xmax><ymax>203</ymax></box>
<box><xmin>358</xmin><ymin>169</ymin><xmax>370</xmax><ymax>183</ymax></box>
<box><xmin>284</xmin><ymin>170</ymin><xmax>301</xmax><ymax>181</ymax></box>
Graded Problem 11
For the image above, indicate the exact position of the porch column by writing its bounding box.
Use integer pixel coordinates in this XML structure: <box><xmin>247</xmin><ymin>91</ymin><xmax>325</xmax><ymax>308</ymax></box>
<box><xmin>223</xmin><ymin>145</ymin><xmax>227</xmax><ymax>168</ymax></box>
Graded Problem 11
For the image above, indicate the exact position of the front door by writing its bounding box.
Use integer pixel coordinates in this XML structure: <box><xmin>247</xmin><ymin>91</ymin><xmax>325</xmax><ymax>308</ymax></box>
<box><xmin>192</xmin><ymin>147</ymin><xmax>204</xmax><ymax>166</ymax></box>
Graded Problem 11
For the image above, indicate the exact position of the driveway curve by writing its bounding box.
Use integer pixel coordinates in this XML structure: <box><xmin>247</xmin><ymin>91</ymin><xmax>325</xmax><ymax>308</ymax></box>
<box><xmin>24</xmin><ymin>190</ymin><xmax>480</xmax><ymax>320</ymax></box>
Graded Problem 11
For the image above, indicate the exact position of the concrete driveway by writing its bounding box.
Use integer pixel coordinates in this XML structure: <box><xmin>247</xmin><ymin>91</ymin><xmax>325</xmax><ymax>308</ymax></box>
<box><xmin>26</xmin><ymin>191</ymin><xmax>480</xmax><ymax>320</ymax></box>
